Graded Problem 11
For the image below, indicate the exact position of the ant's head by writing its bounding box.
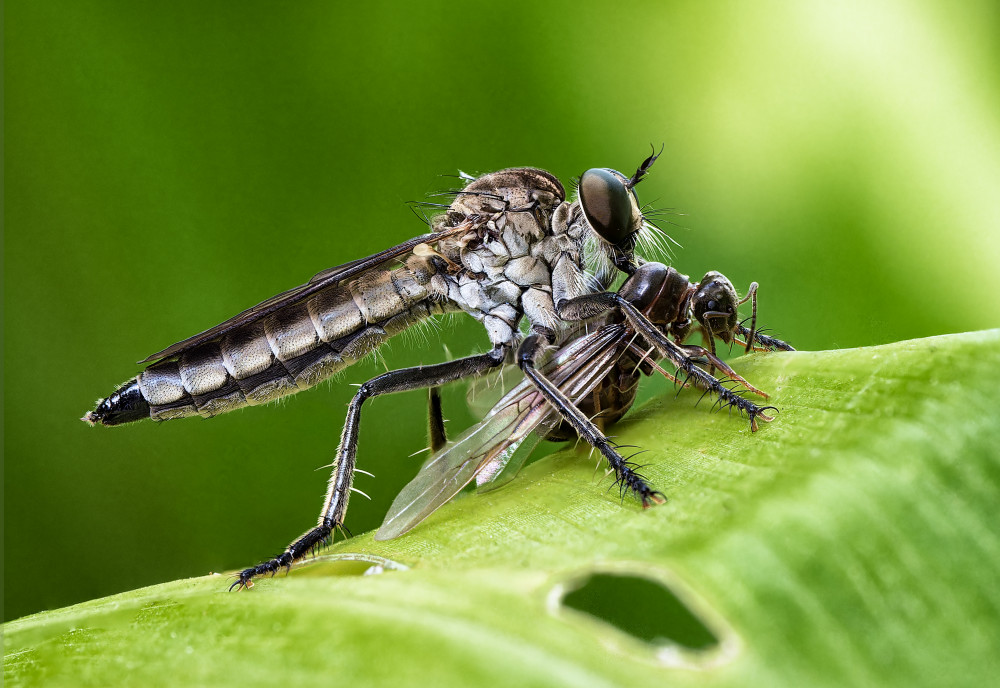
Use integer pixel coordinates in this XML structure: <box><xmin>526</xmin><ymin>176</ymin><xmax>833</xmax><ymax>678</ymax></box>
<box><xmin>692</xmin><ymin>271</ymin><xmax>740</xmax><ymax>343</ymax></box>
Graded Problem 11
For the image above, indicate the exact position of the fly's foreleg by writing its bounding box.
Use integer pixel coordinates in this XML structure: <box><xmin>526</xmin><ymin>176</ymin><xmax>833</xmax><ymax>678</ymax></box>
<box><xmin>232</xmin><ymin>345</ymin><xmax>508</xmax><ymax>590</ymax></box>
<box><xmin>557</xmin><ymin>293</ymin><xmax>777</xmax><ymax>431</ymax></box>
<box><xmin>613</xmin><ymin>298</ymin><xmax>778</xmax><ymax>431</ymax></box>
<box><xmin>518</xmin><ymin>332</ymin><xmax>665</xmax><ymax>508</ymax></box>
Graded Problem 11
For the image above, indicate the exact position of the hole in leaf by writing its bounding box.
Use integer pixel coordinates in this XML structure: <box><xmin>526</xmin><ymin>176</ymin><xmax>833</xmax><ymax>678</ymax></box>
<box><xmin>288</xmin><ymin>553</ymin><xmax>408</xmax><ymax>578</ymax></box>
<box><xmin>291</xmin><ymin>560</ymin><xmax>380</xmax><ymax>577</ymax></box>
<box><xmin>561</xmin><ymin>573</ymin><xmax>719</xmax><ymax>651</ymax></box>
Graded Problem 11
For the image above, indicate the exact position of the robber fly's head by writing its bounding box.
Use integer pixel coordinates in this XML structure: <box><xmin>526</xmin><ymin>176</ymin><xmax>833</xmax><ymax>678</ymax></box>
<box><xmin>692</xmin><ymin>271</ymin><xmax>741</xmax><ymax>344</ymax></box>
<box><xmin>578</xmin><ymin>147</ymin><xmax>666</xmax><ymax>280</ymax></box>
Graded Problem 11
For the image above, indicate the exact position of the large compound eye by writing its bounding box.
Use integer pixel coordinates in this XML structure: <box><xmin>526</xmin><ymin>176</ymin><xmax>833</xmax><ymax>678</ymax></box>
<box><xmin>579</xmin><ymin>168</ymin><xmax>638</xmax><ymax>248</ymax></box>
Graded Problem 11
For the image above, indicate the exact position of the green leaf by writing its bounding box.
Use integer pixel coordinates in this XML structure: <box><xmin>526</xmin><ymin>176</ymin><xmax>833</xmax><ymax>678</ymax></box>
<box><xmin>5</xmin><ymin>331</ymin><xmax>999</xmax><ymax>687</ymax></box>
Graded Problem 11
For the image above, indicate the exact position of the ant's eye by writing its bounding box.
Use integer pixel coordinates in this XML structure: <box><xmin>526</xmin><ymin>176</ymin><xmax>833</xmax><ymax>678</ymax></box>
<box><xmin>706</xmin><ymin>299</ymin><xmax>718</xmax><ymax>311</ymax></box>
<box><xmin>579</xmin><ymin>168</ymin><xmax>637</xmax><ymax>248</ymax></box>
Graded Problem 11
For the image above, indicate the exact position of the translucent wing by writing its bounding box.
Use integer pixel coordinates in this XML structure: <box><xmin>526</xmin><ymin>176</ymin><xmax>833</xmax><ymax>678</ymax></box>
<box><xmin>375</xmin><ymin>323</ymin><xmax>628</xmax><ymax>541</ymax></box>
<box><xmin>464</xmin><ymin>364</ymin><xmax>524</xmax><ymax>419</ymax></box>
<box><xmin>138</xmin><ymin>226</ymin><xmax>469</xmax><ymax>365</ymax></box>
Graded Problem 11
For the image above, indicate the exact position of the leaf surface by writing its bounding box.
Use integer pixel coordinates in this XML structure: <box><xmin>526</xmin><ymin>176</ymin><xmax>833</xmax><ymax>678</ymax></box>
<box><xmin>5</xmin><ymin>331</ymin><xmax>999</xmax><ymax>687</ymax></box>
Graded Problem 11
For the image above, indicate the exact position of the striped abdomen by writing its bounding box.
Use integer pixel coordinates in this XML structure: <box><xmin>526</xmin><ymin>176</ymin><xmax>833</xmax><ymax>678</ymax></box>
<box><xmin>87</xmin><ymin>258</ymin><xmax>448</xmax><ymax>426</ymax></box>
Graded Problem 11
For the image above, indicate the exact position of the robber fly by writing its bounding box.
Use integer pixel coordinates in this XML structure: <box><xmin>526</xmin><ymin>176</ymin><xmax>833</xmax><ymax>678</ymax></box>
<box><xmin>86</xmin><ymin>152</ymin><xmax>694</xmax><ymax>588</ymax></box>
<box><xmin>376</xmin><ymin>260</ymin><xmax>794</xmax><ymax>540</ymax></box>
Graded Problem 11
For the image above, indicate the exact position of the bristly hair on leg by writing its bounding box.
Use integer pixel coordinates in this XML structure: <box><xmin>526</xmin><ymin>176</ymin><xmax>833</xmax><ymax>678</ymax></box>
<box><xmin>610</xmin><ymin>452</ymin><xmax>665</xmax><ymax>507</ymax></box>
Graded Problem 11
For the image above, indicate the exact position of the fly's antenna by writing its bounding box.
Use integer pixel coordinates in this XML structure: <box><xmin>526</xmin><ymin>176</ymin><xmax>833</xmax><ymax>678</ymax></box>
<box><xmin>626</xmin><ymin>143</ymin><xmax>664</xmax><ymax>189</ymax></box>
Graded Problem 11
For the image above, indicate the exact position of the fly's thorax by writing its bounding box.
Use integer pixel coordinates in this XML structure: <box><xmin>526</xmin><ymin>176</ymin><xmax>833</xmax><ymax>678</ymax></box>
<box><xmin>422</xmin><ymin>166</ymin><xmax>583</xmax><ymax>341</ymax></box>
<box><xmin>537</xmin><ymin>203</ymin><xmax>586</xmax><ymax>266</ymax></box>
<box><xmin>546</xmin><ymin>200</ymin><xmax>622</xmax><ymax>298</ymax></box>
<box><xmin>456</xmin><ymin>232</ymin><xmax>564</xmax><ymax>335</ymax></box>
<box><xmin>446</xmin><ymin>269</ymin><xmax>525</xmax><ymax>347</ymax></box>
<box><xmin>447</xmin><ymin>167</ymin><xmax>565</xmax><ymax>220</ymax></box>
<box><xmin>433</xmin><ymin>166</ymin><xmax>566</xmax><ymax>270</ymax></box>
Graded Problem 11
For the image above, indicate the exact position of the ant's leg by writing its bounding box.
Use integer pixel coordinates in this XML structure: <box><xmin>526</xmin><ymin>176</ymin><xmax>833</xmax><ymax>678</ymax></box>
<box><xmin>701</xmin><ymin>327</ymin><xmax>719</xmax><ymax>376</ymax></box>
<box><xmin>735</xmin><ymin>326</ymin><xmax>796</xmax><ymax>352</ymax></box>
<box><xmin>518</xmin><ymin>332</ymin><xmax>665</xmax><ymax>507</ymax></box>
<box><xmin>740</xmin><ymin>282</ymin><xmax>759</xmax><ymax>354</ymax></box>
<box><xmin>231</xmin><ymin>345</ymin><xmax>508</xmax><ymax>590</ymax></box>
<box><xmin>731</xmin><ymin>282</ymin><xmax>793</xmax><ymax>351</ymax></box>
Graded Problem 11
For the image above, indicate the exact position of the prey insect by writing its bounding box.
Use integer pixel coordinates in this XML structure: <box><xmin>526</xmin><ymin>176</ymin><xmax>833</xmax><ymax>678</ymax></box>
<box><xmin>377</xmin><ymin>261</ymin><xmax>794</xmax><ymax>540</ymax></box>
<box><xmin>84</xmin><ymin>152</ymin><xmax>672</xmax><ymax>589</ymax></box>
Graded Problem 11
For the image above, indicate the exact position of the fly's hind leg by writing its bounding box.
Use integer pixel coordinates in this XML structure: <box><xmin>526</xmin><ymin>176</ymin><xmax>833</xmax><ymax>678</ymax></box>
<box><xmin>231</xmin><ymin>345</ymin><xmax>508</xmax><ymax>590</ymax></box>
<box><xmin>518</xmin><ymin>332</ymin><xmax>666</xmax><ymax>508</ymax></box>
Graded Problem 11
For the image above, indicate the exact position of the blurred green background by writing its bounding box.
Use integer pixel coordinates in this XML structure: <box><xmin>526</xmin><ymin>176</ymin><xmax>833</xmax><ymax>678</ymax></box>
<box><xmin>5</xmin><ymin>0</ymin><xmax>999</xmax><ymax>622</ymax></box>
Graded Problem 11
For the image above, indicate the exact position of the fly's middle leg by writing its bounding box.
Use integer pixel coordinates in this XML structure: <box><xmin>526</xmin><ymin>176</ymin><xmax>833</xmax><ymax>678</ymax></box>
<box><xmin>518</xmin><ymin>332</ymin><xmax>666</xmax><ymax>508</ymax></box>
<box><xmin>427</xmin><ymin>387</ymin><xmax>447</xmax><ymax>453</ymax></box>
<box><xmin>231</xmin><ymin>345</ymin><xmax>508</xmax><ymax>590</ymax></box>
